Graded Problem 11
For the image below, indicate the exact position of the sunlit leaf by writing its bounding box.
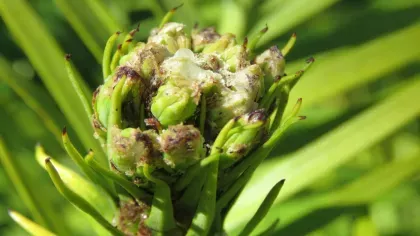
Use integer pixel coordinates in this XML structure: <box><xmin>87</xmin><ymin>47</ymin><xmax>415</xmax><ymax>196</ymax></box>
<box><xmin>250</xmin><ymin>0</ymin><xmax>339</xmax><ymax>44</ymax></box>
<box><xmin>53</xmin><ymin>0</ymin><xmax>120</xmax><ymax>62</ymax></box>
<box><xmin>250</xmin><ymin>150</ymin><xmax>420</xmax><ymax>234</ymax></box>
<box><xmin>286</xmin><ymin>21</ymin><xmax>420</xmax><ymax>113</ymax></box>
<box><xmin>0</xmin><ymin>139</ymin><xmax>68</xmax><ymax>235</ymax></box>
<box><xmin>225</xmin><ymin>74</ymin><xmax>420</xmax><ymax>232</ymax></box>
<box><xmin>8</xmin><ymin>210</ymin><xmax>56</xmax><ymax>236</ymax></box>
<box><xmin>218</xmin><ymin>0</ymin><xmax>246</xmax><ymax>38</ymax></box>
<box><xmin>0</xmin><ymin>57</ymin><xmax>62</xmax><ymax>143</ymax></box>
<box><xmin>35</xmin><ymin>145</ymin><xmax>116</xmax><ymax>236</ymax></box>
<box><xmin>0</xmin><ymin>0</ymin><xmax>107</xmax><ymax>164</ymax></box>
<box><xmin>352</xmin><ymin>216</ymin><xmax>379</xmax><ymax>236</ymax></box>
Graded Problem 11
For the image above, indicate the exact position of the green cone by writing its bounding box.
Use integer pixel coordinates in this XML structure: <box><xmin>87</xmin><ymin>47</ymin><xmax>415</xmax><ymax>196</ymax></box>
<box><xmin>150</xmin><ymin>79</ymin><xmax>198</xmax><ymax>126</ymax></box>
<box><xmin>191</xmin><ymin>26</ymin><xmax>221</xmax><ymax>52</ymax></box>
<box><xmin>161</xmin><ymin>124</ymin><xmax>205</xmax><ymax>171</ymax></box>
<box><xmin>160</xmin><ymin>48</ymin><xmax>223</xmax><ymax>93</ymax></box>
<box><xmin>255</xmin><ymin>46</ymin><xmax>286</xmax><ymax>90</ymax></box>
<box><xmin>93</xmin><ymin>66</ymin><xmax>144</xmax><ymax>134</ymax></box>
<box><xmin>219</xmin><ymin>109</ymin><xmax>269</xmax><ymax>169</ymax></box>
<box><xmin>208</xmin><ymin>64</ymin><xmax>264</xmax><ymax>131</ymax></box>
<box><xmin>148</xmin><ymin>22</ymin><xmax>191</xmax><ymax>54</ymax></box>
<box><xmin>220</xmin><ymin>44</ymin><xmax>249</xmax><ymax>72</ymax></box>
<box><xmin>119</xmin><ymin>42</ymin><xmax>169</xmax><ymax>80</ymax></box>
<box><xmin>109</xmin><ymin>127</ymin><xmax>161</xmax><ymax>176</ymax></box>
<box><xmin>202</xmin><ymin>33</ymin><xmax>236</xmax><ymax>53</ymax></box>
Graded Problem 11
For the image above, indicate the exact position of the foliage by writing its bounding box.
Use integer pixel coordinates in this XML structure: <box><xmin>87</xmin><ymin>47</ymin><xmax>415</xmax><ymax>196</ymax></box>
<box><xmin>0</xmin><ymin>0</ymin><xmax>419</xmax><ymax>235</ymax></box>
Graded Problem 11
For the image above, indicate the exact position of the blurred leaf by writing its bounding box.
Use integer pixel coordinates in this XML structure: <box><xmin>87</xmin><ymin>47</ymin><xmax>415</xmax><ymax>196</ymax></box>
<box><xmin>0</xmin><ymin>0</ymin><xmax>107</xmax><ymax>164</ymax></box>
<box><xmin>8</xmin><ymin>210</ymin><xmax>56</xmax><ymax>236</ymax></box>
<box><xmin>328</xmin><ymin>156</ymin><xmax>420</xmax><ymax>206</ymax></box>
<box><xmin>251</xmin><ymin>150</ymin><xmax>420</xmax><ymax>234</ymax></box>
<box><xmin>0</xmin><ymin>57</ymin><xmax>62</xmax><ymax>143</ymax></box>
<box><xmin>144</xmin><ymin>0</ymin><xmax>165</xmax><ymax>19</ymax></box>
<box><xmin>160</xmin><ymin>0</ymin><xmax>197</xmax><ymax>27</ymax></box>
<box><xmin>259</xmin><ymin>0</ymin><xmax>287</xmax><ymax>14</ymax></box>
<box><xmin>352</xmin><ymin>216</ymin><xmax>378</xmax><ymax>236</ymax></box>
<box><xmin>0</xmin><ymin>139</ymin><xmax>68</xmax><ymax>235</ymax></box>
<box><xmin>372</xmin><ymin>0</ymin><xmax>420</xmax><ymax>10</ymax></box>
<box><xmin>53</xmin><ymin>0</ymin><xmax>120</xmax><ymax>62</ymax></box>
<box><xmin>287</xmin><ymin>21</ymin><xmax>420</xmax><ymax>113</ymax></box>
<box><xmin>36</xmin><ymin>146</ymin><xmax>116</xmax><ymax>236</ymax></box>
<box><xmin>225</xmin><ymin>75</ymin><xmax>420</xmax><ymax>232</ymax></box>
<box><xmin>251</xmin><ymin>0</ymin><xmax>339</xmax><ymax>44</ymax></box>
<box><xmin>218</xmin><ymin>0</ymin><xmax>246</xmax><ymax>38</ymax></box>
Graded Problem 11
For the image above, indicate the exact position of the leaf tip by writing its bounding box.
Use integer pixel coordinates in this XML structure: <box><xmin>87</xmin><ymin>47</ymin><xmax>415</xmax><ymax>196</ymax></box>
<box><xmin>62</xmin><ymin>126</ymin><xmax>67</xmax><ymax>135</ymax></box>
<box><xmin>306</xmin><ymin>56</ymin><xmax>315</xmax><ymax>64</ymax></box>
<box><xmin>261</xmin><ymin>24</ymin><xmax>269</xmax><ymax>33</ymax></box>
<box><xmin>171</xmin><ymin>3</ymin><xmax>184</xmax><ymax>12</ymax></box>
<box><xmin>243</xmin><ymin>37</ymin><xmax>248</xmax><ymax>48</ymax></box>
<box><xmin>298</xmin><ymin>115</ymin><xmax>306</xmax><ymax>120</ymax></box>
<box><xmin>64</xmin><ymin>54</ymin><xmax>72</xmax><ymax>61</ymax></box>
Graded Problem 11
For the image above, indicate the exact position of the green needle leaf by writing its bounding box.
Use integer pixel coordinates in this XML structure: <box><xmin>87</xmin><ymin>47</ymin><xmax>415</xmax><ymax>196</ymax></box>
<box><xmin>85</xmin><ymin>152</ymin><xmax>152</xmax><ymax>203</ymax></box>
<box><xmin>211</xmin><ymin>119</ymin><xmax>236</xmax><ymax>155</ymax></box>
<box><xmin>280</xmin><ymin>33</ymin><xmax>297</xmax><ymax>56</ymax></box>
<box><xmin>159</xmin><ymin>3</ymin><xmax>183</xmax><ymax>28</ymax></box>
<box><xmin>250</xmin><ymin>151</ymin><xmax>420</xmax><ymax>234</ymax></box>
<box><xmin>238</xmin><ymin>180</ymin><xmax>285</xmax><ymax>236</ymax></box>
<box><xmin>247</xmin><ymin>25</ymin><xmax>268</xmax><ymax>55</ymax></box>
<box><xmin>199</xmin><ymin>95</ymin><xmax>207</xmax><ymax>134</ymax></box>
<box><xmin>352</xmin><ymin>216</ymin><xmax>379</xmax><ymax>236</ymax></box>
<box><xmin>0</xmin><ymin>57</ymin><xmax>62</xmax><ymax>143</ymax></box>
<box><xmin>220</xmin><ymin>99</ymin><xmax>304</xmax><ymax>190</ymax></box>
<box><xmin>187</xmin><ymin>159</ymin><xmax>220</xmax><ymax>235</ymax></box>
<box><xmin>0</xmin><ymin>138</ymin><xmax>63</xmax><ymax>234</ymax></box>
<box><xmin>218</xmin><ymin>0</ymin><xmax>246</xmax><ymax>38</ymax></box>
<box><xmin>107</xmin><ymin>76</ymin><xmax>126</xmax><ymax>130</ymax></box>
<box><xmin>251</xmin><ymin>0</ymin><xmax>339</xmax><ymax>45</ymax></box>
<box><xmin>175</xmin><ymin>153</ymin><xmax>220</xmax><ymax>192</ymax></box>
<box><xmin>62</xmin><ymin>127</ymin><xmax>115</xmax><ymax>198</ymax></box>
<box><xmin>256</xmin><ymin>219</ymin><xmax>279</xmax><ymax>236</ymax></box>
<box><xmin>53</xmin><ymin>0</ymin><xmax>120</xmax><ymax>62</ymax></box>
<box><xmin>0</xmin><ymin>0</ymin><xmax>107</xmax><ymax>165</ymax></box>
<box><xmin>103</xmin><ymin>31</ymin><xmax>121</xmax><ymax>79</ymax></box>
<box><xmin>8</xmin><ymin>210</ymin><xmax>56</xmax><ymax>236</ymax></box>
<box><xmin>177</xmin><ymin>171</ymin><xmax>207</xmax><ymax>211</ymax></box>
<box><xmin>110</xmin><ymin>44</ymin><xmax>123</xmax><ymax>72</ymax></box>
<box><xmin>226</xmin><ymin>75</ymin><xmax>420</xmax><ymax>233</ymax></box>
<box><xmin>120</xmin><ymin>26</ymin><xmax>139</xmax><ymax>55</ymax></box>
<box><xmin>44</xmin><ymin>158</ymin><xmax>124</xmax><ymax>236</ymax></box>
<box><xmin>286</xmin><ymin>22</ymin><xmax>420</xmax><ymax>114</ymax></box>
<box><xmin>259</xmin><ymin>57</ymin><xmax>313</xmax><ymax>113</ymax></box>
<box><xmin>64</xmin><ymin>54</ymin><xmax>93</xmax><ymax>119</ymax></box>
<box><xmin>143</xmin><ymin>165</ymin><xmax>178</xmax><ymax>233</ymax></box>
<box><xmin>328</xmin><ymin>153</ymin><xmax>420</xmax><ymax>205</ymax></box>
<box><xmin>185</xmin><ymin>119</ymin><xmax>238</xmax><ymax>235</ymax></box>
<box><xmin>35</xmin><ymin>145</ymin><xmax>116</xmax><ymax>235</ymax></box>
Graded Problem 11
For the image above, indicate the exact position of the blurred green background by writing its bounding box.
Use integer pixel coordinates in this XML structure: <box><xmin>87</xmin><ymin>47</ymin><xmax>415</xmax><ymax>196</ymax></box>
<box><xmin>0</xmin><ymin>0</ymin><xmax>419</xmax><ymax>235</ymax></box>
